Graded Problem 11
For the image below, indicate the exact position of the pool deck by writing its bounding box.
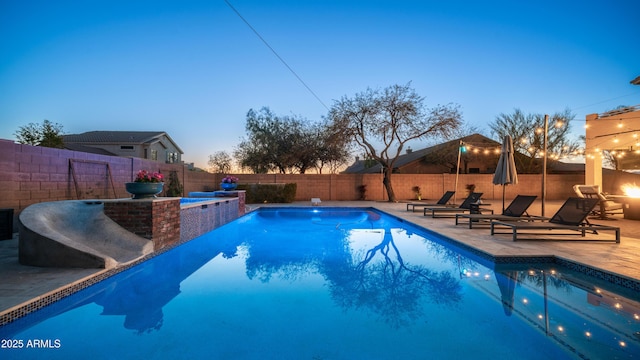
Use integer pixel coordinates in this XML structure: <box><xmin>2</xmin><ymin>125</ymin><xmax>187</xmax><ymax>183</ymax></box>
<box><xmin>1</xmin><ymin>199</ymin><xmax>639</xmax><ymax>316</ymax></box>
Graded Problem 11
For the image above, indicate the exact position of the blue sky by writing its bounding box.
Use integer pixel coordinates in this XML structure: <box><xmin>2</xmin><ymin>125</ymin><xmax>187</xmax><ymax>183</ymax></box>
<box><xmin>1</xmin><ymin>0</ymin><xmax>639</xmax><ymax>169</ymax></box>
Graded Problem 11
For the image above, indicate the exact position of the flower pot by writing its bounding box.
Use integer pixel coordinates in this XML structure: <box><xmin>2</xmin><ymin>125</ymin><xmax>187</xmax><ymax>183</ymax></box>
<box><xmin>125</xmin><ymin>182</ymin><xmax>164</xmax><ymax>199</ymax></box>
<box><xmin>220</xmin><ymin>183</ymin><xmax>237</xmax><ymax>191</ymax></box>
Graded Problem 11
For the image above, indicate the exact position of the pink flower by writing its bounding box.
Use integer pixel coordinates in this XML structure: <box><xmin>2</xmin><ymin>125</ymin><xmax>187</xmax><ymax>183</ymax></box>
<box><xmin>221</xmin><ymin>175</ymin><xmax>239</xmax><ymax>184</ymax></box>
<box><xmin>135</xmin><ymin>170</ymin><xmax>164</xmax><ymax>183</ymax></box>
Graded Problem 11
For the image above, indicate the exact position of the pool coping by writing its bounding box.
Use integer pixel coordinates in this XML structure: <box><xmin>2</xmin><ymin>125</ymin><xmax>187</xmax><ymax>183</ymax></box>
<box><xmin>376</xmin><ymin>207</ymin><xmax>640</xmax><ymax>292</ymax></box>
<box><xmin>0</xmin><ymin>229</ymin><xmax>202</xmax><ymax>327</ymax></box>
<box><xmin>2</xmin><ymin>205</ymin><xmax>639</xmax><ymax>327</ymax></box>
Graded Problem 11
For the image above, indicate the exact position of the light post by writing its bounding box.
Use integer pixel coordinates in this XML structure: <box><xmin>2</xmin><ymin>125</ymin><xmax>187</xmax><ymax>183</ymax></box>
<box><xmin>542</xmin><ymin>114</ymin><xmax>549</xmax><ymax>216</ymax></box>
<box><xmin>454</xmin><ymin>140</ymin><xmax>463</xmax><ymax>204</ymax></box>
<box><xmin>381</xmin><ymin>165</ymin><xmax>384</xmax><ymax>201</ymax></box>
<box><xmin>526</xmin><ymin>114</ymin><xmax>565</xmax><ymax>216</ymax></box>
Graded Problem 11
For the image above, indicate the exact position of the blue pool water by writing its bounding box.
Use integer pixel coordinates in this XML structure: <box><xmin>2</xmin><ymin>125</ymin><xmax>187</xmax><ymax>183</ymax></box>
<box><xmin>179</xmin><ymin>197</ymin><xmax>222</xmax><ymax>205</ymax></box>
<box><xmin>1</xmin><ymin>207</ymin><xmax>639</xmax><ymax>359</ymax></box>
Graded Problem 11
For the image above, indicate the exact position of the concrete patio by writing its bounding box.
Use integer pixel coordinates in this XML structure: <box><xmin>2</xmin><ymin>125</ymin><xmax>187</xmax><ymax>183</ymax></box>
<box><xmin>1</xmin><ymin>199</ymin><xmax>639</xmax><ymax>318</ymax></box>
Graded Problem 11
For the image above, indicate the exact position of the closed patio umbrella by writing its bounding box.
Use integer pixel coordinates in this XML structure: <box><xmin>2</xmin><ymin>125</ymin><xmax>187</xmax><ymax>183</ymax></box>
<box><xmin>493</xmin><ymin>135</ymin><xmax>519</xmax><ymax>212</ymax></box>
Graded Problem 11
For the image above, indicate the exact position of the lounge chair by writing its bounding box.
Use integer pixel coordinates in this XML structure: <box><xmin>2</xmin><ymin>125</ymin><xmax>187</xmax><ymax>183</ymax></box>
<box><xmin>423</xmin><ymin>192</ymin><xmax>491</xmax><ymax>218</ymax></box>
<box><xmin>573</xmin><ymin>185</ymin><xmax>623</xmax><ymax>219</ymax></box>
<box><xmin>455</xmin><ymin>195</ymin><xmax>538</xmax><ymax>229</ymax></box>
<box><xmin>406</xmin><ymin>191</ymin><xmax>455</xmax><ymax>211</ymax></box>
<box><xmin>490</xmin><ymin>197</ymin><xmax>620</xmax><ymax>243</ymax></box>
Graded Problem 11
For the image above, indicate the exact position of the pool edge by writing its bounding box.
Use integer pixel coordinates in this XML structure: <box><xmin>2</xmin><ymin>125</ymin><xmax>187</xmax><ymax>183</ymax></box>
<box><xmin>2</xmin><ymin>205</ymin><xmax>639</xmax><ymax>327</ymax></box>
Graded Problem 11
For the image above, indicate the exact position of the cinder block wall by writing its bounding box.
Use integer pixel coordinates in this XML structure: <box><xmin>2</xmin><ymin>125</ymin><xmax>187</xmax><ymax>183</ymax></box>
<box><xmin>228</xmin><ymin>173</ymin><xmax>586</xmax><ymax>202</ymax></box>
<box><xmin>4</xmin><ymin>138</ymin><xmax>640</xmax><ymax>222</ymax></box>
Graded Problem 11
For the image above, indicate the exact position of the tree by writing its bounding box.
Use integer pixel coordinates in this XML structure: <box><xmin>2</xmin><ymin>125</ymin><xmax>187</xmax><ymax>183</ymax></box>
<box><xmin>287</xmin><ymin>120</ymin><xmax>320</xmax><ymax>174</ymax></box>
<box><xmin>489</xmin><ymin>108</ymin><xmax>580</xmax><ymax>173</ymax></box>
<box><xmin>208</xmin><ymin>151</ymin><xmax>233</xmax><ymax>174</ymax></box>
<box><xmin>234</xmin><ymin>140</ymin><xmax>272</xmax><ymax>174</ymax></box>
<box><xmin>235</xmin><ymin>107</ymin><xmax>294</xmax><ymax>174</ymax></box>
<box><xmin>15</xmin><ymin>119</ymin><xmax>65</xmax><ymax>148</ymax></box>
<box><xmin>328</xmin><ymin>83</ymin><xmax>462</xmax><ymax>201</ymax></box>
<box><xmin>314</xmin><ymin>120</ymin><xmax>351</xmax><ymax>174</ymax></box>
<box><xmin>235</xmin><ymin>107</ymin><xmax>350</xmax><ymax>174</ymax></box>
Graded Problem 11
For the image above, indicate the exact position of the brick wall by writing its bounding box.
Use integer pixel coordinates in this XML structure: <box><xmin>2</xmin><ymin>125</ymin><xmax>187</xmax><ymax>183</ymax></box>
<box><xmin>103</xmin><ymin>198</ymin><xmax>181</xmax><ymax>250</ymax></box>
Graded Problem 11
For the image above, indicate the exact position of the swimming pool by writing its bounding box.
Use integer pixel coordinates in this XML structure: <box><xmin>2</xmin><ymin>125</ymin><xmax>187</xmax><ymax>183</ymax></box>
<box><xmin>179</xmin><ymin>197</ymin><xmax>224</xmax><ymax>205</ymax></box>
<box><xmin>1</xmin><ymin>207</ymin><xmax>638</xmax><ymax>359</ymax></box>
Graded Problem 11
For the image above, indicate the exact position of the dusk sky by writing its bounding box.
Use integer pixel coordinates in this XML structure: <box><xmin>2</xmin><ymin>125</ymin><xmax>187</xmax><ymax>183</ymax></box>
<box><xmin>1</xmin><ymin>0</ymin><xmax>639</xmax><ymax>169</ymax></box>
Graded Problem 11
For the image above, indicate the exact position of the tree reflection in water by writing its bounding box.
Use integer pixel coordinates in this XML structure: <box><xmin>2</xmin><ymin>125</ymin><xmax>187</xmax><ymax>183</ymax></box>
<box><xmin>242</xmin><ymin>218</ymin><xmax>462</xmax><ymax>328</ymax></box>
<box><xmin>325</xmin><ymin>229</ymin><xmax>462</xmax><ymax>328</ymax></box>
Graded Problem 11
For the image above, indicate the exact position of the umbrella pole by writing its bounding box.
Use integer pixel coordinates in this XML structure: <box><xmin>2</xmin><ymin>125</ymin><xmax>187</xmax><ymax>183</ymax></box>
<box><xmin>542</xmin><ymin>114</ymin><xmax>548</xmax><ymax>217</ymax></box>
<box><xmin>454</xmin><ymin>141</ymin><xmax>462</xmax><ymax>204</ymax></box>
<box><xmin>502</xmin><ymin>185</ymin><xmax>506</xmax><ymax>213</ymax></box>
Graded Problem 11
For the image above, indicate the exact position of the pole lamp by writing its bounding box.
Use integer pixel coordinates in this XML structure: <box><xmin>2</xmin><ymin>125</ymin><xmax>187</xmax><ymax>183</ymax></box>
<box><xmin>454</xmin><ymin>140</ymin><xmax>464</xmax><ymax>204</ymax></box>
<box><xmin>542</xmin><ymin>114</ymin><xmax>549</xmax><ymax>217</ymax></box>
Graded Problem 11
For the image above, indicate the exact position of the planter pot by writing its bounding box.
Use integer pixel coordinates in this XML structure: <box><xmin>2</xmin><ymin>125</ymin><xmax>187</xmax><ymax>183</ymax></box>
<box><xmin>220</xmin><ymin>183</ymin><xmax>237</xmax><ymax>191</ymax></box>
<box><xmin>125</xmin><ymin>182</ymin><xmax>164</xmax><ymax>199</ymax></box>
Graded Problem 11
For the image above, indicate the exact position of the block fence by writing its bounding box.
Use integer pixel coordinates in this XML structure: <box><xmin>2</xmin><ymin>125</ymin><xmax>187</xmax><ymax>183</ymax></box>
<box><xmin>3</xmin><ymin>138</ymin><xmax>640</xmax><ymax>223</ymax></box>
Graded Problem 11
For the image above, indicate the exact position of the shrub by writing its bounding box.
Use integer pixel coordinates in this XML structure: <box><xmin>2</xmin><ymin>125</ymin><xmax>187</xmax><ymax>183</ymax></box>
<box><xmin>358</xmin><ymin>185</ymin><xmax>367</xmax><ymax>200</ymax></box>
<box><xmin>165</xmin><ymin>171</ymin><xmax>183</xmax><ymax>197</ymax></box>
<box><xmin>239</xmin><ymin>183</ymin><xmax>297</xmax><ymax>203</ymax></box>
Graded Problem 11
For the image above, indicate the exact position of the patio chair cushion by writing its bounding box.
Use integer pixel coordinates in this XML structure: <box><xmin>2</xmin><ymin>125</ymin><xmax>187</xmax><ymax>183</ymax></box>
<box><xmin>573</xmin><ymin>184</ymin><xmax>623</xmax><ymax>216</ymax></box>
<box><xmin>490</xmin><ymin>197</ymin><xmax>620</xmax><ymax>242</ymax></box>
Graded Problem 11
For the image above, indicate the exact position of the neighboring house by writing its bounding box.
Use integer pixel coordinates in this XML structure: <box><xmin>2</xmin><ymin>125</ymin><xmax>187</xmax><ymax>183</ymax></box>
<box><xmin>343</xmin><ymin>133</ymin><xmax>584</xmax><ymax>175</ymax></box>
<box><xmin>63</xmin><ymin>131</ymin><xmax>183</xmax><ymax>164</ymax></box>
<box><xmin>343</xmin><ymin>134</ymin><xmax>502</xmax><ymax>174</ymax></box>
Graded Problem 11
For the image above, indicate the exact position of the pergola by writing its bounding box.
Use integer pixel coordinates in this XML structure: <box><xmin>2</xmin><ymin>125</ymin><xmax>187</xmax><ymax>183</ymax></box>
<box><xmin>584</xmin><ymin>76</ymin><xmax>640</xmax><ymax>189</ymax></box>
<box><xmin>585</xmin><ymin>104</ymin><xmax>640</xmax><ymax>189</ymax></box>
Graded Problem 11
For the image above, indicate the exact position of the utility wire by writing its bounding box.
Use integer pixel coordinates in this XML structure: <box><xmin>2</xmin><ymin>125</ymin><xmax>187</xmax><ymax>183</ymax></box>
<box><xmin>224</xmin><ymin>0</ymin><xmax>329</xmax><ymax>111</ymax></box>
<box><xmin>571</xmin><ymin>91</ymin><xmax>640</xmax><ymax>111</ymax></box>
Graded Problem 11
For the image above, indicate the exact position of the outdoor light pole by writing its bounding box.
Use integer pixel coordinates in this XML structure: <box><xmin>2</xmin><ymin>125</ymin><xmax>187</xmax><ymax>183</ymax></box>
<box><xmin>454</xmin><ymin>140</ymin><xmax>463</xmax><ymax>204</ymax></box>
<box><xmin>381</xmin><ymin>166</ymin><xmax>384</xmax><ymax>201</ymax></box>
<box><xmin>542</xmin><ymin>114</ymin><xmax>549</xmax><ymax>217</ymax></box>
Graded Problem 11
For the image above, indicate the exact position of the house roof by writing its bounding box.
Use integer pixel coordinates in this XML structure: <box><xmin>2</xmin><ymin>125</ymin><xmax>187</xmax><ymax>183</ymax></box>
<box><xmin>63</xmin><ymin>143</ymin><xmax>118</xmax><ymax>156</ymax></box>
<box><xmin>63</xmin><ymin>131</ymin><xmax>183</xmax><ymax>153</ymax></box>
<box><xmin>547</xmin><ymin>161</ymin><xmax>584</xmax><ymax>173</ymax></box>
<box><xmin>343</xmin><ymin>133</ymin><xmax>500</xmax><ymax>174</ymax></box>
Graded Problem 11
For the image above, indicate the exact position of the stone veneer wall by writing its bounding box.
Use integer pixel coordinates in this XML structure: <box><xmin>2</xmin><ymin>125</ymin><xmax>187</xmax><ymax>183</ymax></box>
<box><xmin>213</xmin><ymin>191</ymin><xmax>246</xmax><ymax>216</ymax></box>
<box><xmin>103</xmin><ymin>198</ymin><xmax>181</xmax><ymax>250</ymax></box>
<box><xmin>238</xmin><ymin>192</ymin><xmax>246</xmax><ymax>215</ymax></box>
<box><xmin>189</xmin><ymin>190</ymin><xmax>246</xmax><ymax>216</ymax></box>
<box><xmin>180</xmin><ymin>198</ymin><xmax>239</xmax><ymax>242</ymax></box>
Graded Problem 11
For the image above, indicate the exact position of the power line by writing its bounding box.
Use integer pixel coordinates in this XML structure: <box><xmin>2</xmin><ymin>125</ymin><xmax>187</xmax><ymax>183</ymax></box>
<box><xmin>571</xmin><ymin>91</ymin><xmax>640</xmax><ymax>111</ymax></box>
<box><xmin>224</xmin><ymin>0</ymin><xmax>329</xmax><ymax>111</ymax></box>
